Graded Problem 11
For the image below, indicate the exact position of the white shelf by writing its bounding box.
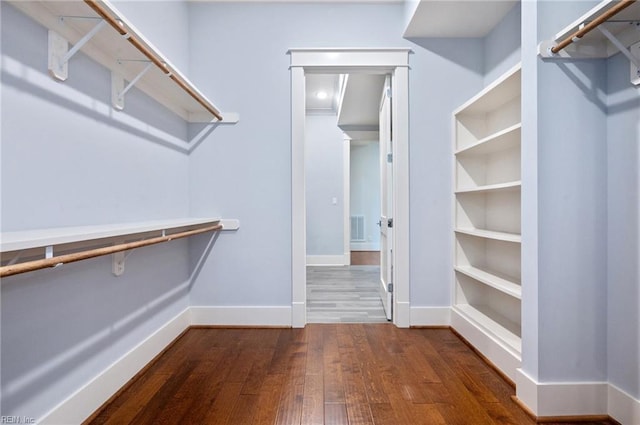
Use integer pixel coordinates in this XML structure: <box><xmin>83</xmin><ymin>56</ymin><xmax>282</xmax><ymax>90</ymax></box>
<box><xmin>9</xmin><ymin>0</ymin><xmax>224</xmax><ymax>123</ymax></box>
<box><xmin>453</xmin><ymin>304</ymin><xmax>521</xmax><ymax>354</ymax></box>
<box><xmin>455</xmin><ymin>265</ymin><xmax>521</xmax><ymax>299</ymax></box>
<box><xmin>0</xmin><ymin>218</ymin><xmax>234</xmax><ymax>252</ymax></box>
<box><xmin>455</xmin><ymin>228</ymin><xmax>521</xmax><ymax>243</ymax></box>
<box><xmin>454</xmin><ymin>64</ymin><xmax>521</xmax><ymax>116</ymax></box>
<box><xmin>455</xmin><ymin>123</ymin><xmax>521</xmax><ymax>156</ymax></box>
<box><xmin>456</xmin><ymin>181</ymin><xmax>521</xmax><ymax>194</ymax></box>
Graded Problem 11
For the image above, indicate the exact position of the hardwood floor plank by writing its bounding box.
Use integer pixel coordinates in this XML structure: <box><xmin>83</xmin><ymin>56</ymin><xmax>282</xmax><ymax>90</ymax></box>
<box><xmin>324</xmin><ymin>403</ymin><xmax>348</xmax><ymax>424</ymax></box>
<box><xmin>252</xmin><ymin>373</ymin><xmax>286</xmax><ymax>425</ymax></box>
<box><xmin>369</xmin><ymin>403</ymin><xmax>396</xmax><ymax>425</ymax></box>
<box><xmin>94</xmin><ymin>373</ymin><xmax>170</xmax><ymax>425</ymax></box>
<box><xmin>201</xmin><ymin>382</ymin><xmax>243</xmax><ymax>425</ymax></box>
<box><xmin>301</xmin><ymin>373</ymin><xmax>324</xmax><ymax>425</ymax></box>
<box><xmin>87</xmin><ymin>325</ymin><xmax>616</xmax><ymax>425</ymax></box>
<box><xmin>226</xmin><ymin>394</ymin><xmax>259</xmax><ymax>425</ymax></box>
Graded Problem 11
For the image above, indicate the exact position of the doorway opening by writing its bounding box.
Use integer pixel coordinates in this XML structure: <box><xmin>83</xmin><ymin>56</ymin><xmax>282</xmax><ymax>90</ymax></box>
<box><xmin>289</xmin><ymin>48</ymin><xmax>411</xmax><ymax>328</ymax></box>
<box><xmin>304</xmin><ymin>72</ymin><xmax>388</xmax><ymax>323</ymax></box>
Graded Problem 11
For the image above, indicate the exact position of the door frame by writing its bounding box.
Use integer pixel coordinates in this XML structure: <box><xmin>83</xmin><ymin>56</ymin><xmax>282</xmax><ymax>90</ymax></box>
<box><xmin>289</xmin><ymin>48</ymin><xmax>411</xmax><ymax>328</ymax></box>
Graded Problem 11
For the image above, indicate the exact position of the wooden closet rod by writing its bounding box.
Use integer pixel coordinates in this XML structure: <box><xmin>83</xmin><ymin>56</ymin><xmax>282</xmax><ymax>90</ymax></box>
<box><xmin>0</xmin><ymin>224</ymin><xmax>222</xmax><ymax>278</ymax></box>
<box><xmin>551</xmin><ymin>0</ymin><xmax>636</xmax><ymax>54</ymax></box>
<box><xmin>83</xmin><ymin>0</ymin><xmax>224</xmax><ymax>121</ymax></box>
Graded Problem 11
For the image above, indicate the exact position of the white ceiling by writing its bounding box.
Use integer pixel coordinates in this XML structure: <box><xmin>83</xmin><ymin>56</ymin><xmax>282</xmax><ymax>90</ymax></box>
<box><xmin>404</xmin><ymin>0</ymin><xmax>518</xmax><ymax>38</ymax></box>
<box><xmin>305</xmin><ymin>73</ymin><xmax>384</xmax><ymax>141</ymax></box>
<box><xmin>306</xmin><ymin>74</ymin><xmax>341</xmax><ymax>113</ymax></box>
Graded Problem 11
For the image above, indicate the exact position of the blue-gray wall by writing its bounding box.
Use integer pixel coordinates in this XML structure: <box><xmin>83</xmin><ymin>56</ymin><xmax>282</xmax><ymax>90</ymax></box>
<box><xmin>606</xmin><ymin>52</ymin><xmax>640</xmax><ymax>398</ymax></box>
<box><xmin>350</xmin><ymin>142</ymin><xmax>381</xmax><ymax>251</ymax></box>
<box><xmin>537</xmin><ymin>0</ymin><xmax>608</xmax><ymax>383</ymax></box>
<box><xmin>305</xmin><ymin>114</ymin><xmax>345</xmax><ymax>257</ymax></box>
<box><xmin>186</xmin><ymin>1</ymin><xmax>479</xmax><ymax>309</ymax></box>
<box><xmin>1</xmin><ymin>2</ymin><xmax>194</xmax><ymax>418</ymax></box>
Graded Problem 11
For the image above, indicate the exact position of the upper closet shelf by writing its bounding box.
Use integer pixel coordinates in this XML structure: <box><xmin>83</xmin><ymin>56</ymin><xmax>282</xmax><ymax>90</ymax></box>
<box><xmin>9</xmin><ymin>0</ymin><xmax>237</xmax><ymax>123</ymax></box>
<box><xmin>403</xmin><ymin>0</ymin><xmax>518</xmax><ymax>38</ymax></box>
<box><xmin>538</xmin><ymin>0</ymin><xmax>640</xmax><ymax>85</ymax></box>
<box><xmin>0</xmin><ymin>218</ymin><xmax>241</xmax><ymax>253</ymax></box>
<box><xmin>0</xmin><ymin>218</ymin><xmax>240</xmax><ymax>278</ymax></box>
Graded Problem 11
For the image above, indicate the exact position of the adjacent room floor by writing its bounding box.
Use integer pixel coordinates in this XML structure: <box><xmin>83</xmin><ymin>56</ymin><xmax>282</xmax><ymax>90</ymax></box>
<box><xmin>306</xmin><ymin>266</ymin><xmax>388</xmax><ymax>323</ymax></box>
<box><xmin>86</xmin><ymin>325</ymin><xmax>616</xmax><ymax>425</ymax></box>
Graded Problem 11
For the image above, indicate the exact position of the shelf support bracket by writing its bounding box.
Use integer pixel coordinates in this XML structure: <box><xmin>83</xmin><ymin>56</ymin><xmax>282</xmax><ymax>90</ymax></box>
<box><xmin>597</xmin><ymin>26</ymin><xmax>640</xmax><ymax>85</ymax></box>
<box><xmin>112</xmin><ymin>251</ymin><xmax>125</xmax><ymax>276</ymax></box>
<box><xmin>48</xmin><ymin>19</ymin><xmax>107</xmax><ymax>81</ymax></box>
<box><xmin>111</xmin><ymin>62</ymin><xmax>153</xmax><ymax>111</ymax></box>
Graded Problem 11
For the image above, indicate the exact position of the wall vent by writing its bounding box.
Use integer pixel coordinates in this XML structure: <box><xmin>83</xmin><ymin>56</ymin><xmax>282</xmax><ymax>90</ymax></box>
<box><xmin>350</xmin><ymin>215</ymin><xmax>365</xmax><ymax>242</ymax></box>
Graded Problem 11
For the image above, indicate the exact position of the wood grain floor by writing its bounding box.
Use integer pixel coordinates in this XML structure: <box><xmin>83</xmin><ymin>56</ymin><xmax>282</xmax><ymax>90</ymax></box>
<box><xmin>307</xmin><ymin>266</ymin><xmax>387</xmax><ymax>323</ymax></box>
<box><xmin>86</xmin><ymin>325</ymin><xmax>615</xmax><ymax>425</ymax></box>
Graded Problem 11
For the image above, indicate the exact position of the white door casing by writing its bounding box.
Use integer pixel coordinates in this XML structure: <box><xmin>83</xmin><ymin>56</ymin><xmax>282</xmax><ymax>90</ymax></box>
<box><xmin>289</xmin><ymin>48</ymin><xmax>411</xmax><ymax>328</ymax></box>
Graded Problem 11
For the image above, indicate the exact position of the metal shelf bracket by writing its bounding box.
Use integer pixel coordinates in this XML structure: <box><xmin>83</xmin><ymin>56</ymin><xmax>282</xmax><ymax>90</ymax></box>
<box><xmin>597</xmin><ymin>27</ymin><xmax>640</xmax><ymax>85</ymax></box>
<box><xmin>48</xmin><ymin>19</ymin><xmax>107</xmax><ymax>81</ymax></box>
<box><xmin>111</xmin><ymin>62</ymin><xmax>153</xmax><ymax>111</ymax></box>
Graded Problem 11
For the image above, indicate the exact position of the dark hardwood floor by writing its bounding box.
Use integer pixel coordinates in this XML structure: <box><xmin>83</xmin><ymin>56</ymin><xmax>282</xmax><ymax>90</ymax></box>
<box><xmin>86</xmin><ymin>325</ymin><xmax>615</xmax><ymax>425</ymax></box>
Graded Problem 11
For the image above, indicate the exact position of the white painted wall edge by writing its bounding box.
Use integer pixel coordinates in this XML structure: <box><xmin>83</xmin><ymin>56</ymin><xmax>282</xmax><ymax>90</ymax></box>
<box><xmin>38</xmin><ymin>307</ymin><xmax>191</xmax><ymax>425</ymax></box>
<box><xmin>409</xmin><ymin>306</ymin><xmax>451</xmax><ymax>326</ymax></box>
<box><xmin>190</xmin><ymin>306</ymin><xmax>292</xmax><ymax>327</ymax></box>
<box><xmin>306</xmin><ymin>254</ymin><xmax>349</xmax><ymax>266</ymax></box>
<box><xmin>516</xmin><ymin>368</ymin><xmax>640</xmax><ymax>423</ymax></box>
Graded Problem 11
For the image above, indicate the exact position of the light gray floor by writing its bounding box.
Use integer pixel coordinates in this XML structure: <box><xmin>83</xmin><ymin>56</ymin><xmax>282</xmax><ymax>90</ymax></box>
<box><xmin>306</xmin><ymin>265</ymin><xmax>389</xmax><ymax>323</ymax></box>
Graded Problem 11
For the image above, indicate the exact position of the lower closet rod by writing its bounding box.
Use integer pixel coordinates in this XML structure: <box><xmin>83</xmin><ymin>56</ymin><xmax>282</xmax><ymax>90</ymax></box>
<box><xmin>0</xmin><ymin>223</ymin><xmax>223</xmax><ymax>278</ymax></box>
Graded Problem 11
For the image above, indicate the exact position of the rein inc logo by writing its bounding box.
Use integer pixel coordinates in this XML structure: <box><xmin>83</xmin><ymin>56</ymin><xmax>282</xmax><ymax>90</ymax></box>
<box><xmin>1</xmin><ymin>417</ymin><xmax>35</xmax><ymax>424</ymax></box>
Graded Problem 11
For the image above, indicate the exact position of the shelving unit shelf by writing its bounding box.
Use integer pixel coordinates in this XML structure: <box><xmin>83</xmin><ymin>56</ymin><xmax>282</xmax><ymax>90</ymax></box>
<box><xmin>452</xmin><ymin>64</ymin><xmax>522</xmax><ymax>381</ymax></box>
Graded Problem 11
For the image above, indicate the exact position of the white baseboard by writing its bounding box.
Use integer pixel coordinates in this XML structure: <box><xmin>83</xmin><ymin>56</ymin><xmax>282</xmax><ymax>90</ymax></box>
<box><xmin>292</xmin><ymin>301</ymin><xmax>306</xmax><ymax>328</ymax></box>
<box><xmin>451</xmin><ymin>308</ymin><xmax>521</xmax><ymax>382</ymax></box>
<box><xmin>190</xmin><ymin>306</ymin><xmax>292</xmax><ymax>327</ymax></box>
<box><xmin>516</xmin><ymin>369</ymin><xmax>609</xmax><ymax>417</ymax></box>
<box><xmin>395</xmin><ymin>301</ymin><xmax>411</xmax><ymax>328</ymax></box>
<box><xmin>38</xmin><ymin>308</ymin><xmax>191</xmax><ymax>425</ymax></box>
<box><xmin>306</xmin><ymin>254</ymin><xmax>349</xmax><ymax>266</ymax></box>
<box><xmin>608</xmin><ymin>383</ymin><xmax>640</xmax><ymax>425</ymax></box>
<box><xmin>410</xmin><ymin>306</ymin><xmax>451</xmax><ymax>326</ymax></box>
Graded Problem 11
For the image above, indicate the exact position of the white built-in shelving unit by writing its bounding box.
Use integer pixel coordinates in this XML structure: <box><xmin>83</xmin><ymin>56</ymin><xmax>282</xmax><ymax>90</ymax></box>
<box><xmin>451</xmin><ymin>64</ymin><xmax>522</xmax><ymax>381</ymax></box>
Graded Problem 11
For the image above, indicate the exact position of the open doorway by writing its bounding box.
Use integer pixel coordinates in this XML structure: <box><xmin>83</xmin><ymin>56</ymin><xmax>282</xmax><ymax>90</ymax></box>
<box><xmin>304</xmin><ymin>72</ymin><xmax>388</xmax><ymax>323</ymax></box>
<box><xmin>289</xmin><ymin>48</ymin><xmax>411</xmax><ymax>328</ymax></box>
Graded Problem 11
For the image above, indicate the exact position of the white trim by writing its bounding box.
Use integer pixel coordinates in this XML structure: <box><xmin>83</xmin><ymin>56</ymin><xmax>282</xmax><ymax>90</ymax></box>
<box><xmin>410</xmin><ymin>306</ymin><xmax>451</xmax><ymax>326</ymax></box>
<box><xmin>190</xmin><ymin>306</ymin><xmax>292</xmax><ymax>327</ymax></box>
<box><xmin>306</xmin><ymin>255</ymin><xmax>349</xmax><ymax>266</ymax></box>
<box><xmin>289</xmin><ymin>48</ymin><xmax>412</xmax><ymax>329</ymax></box>
<box><xmin>292</xmin><ymin>301</ymin><xmax>306</xmax><ymax>328</ymax></box>
<box><xmin>452</xmin><ymin>309</ymin><xmax>521</xmax><ymax>382</ymax></box>
<box><xmin>291</xmin><ymin>66</ymin><xmax>307</xmax><ymax>329</ymax></box>
<box><xmin>395</xmin><ymin>301</ymin><xmax>411</xmax><ymax>328</ymax></box>
<box><xmin>343</xmin><ymin>136</ymin><xmax>351</xmax><ymax>266</ymax></box>
<box><xmin>516</xmin><ymin>369</ymin><xmax>609</xmax><ymax>417</ymax></box>
<box><xmin>38</xmin><ymin>308</ymin><xmax>191</xmax><ymax>425</ymax></box>
<box><xmin>609</xmin><ymin>383</ymin><xmax>640</xmax><ymax>425</ymax></box>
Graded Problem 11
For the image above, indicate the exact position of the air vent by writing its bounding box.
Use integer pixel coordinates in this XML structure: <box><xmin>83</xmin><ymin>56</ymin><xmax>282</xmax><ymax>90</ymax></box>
<box><xmin>350</xmin><ymin>215</ymin><xmax>365</xmax><ymax>242</ymax></box>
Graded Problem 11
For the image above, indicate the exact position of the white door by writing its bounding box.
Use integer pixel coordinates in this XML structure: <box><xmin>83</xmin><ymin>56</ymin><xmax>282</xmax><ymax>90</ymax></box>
<box><xmin>379</xmin><ymin>76</ymin><xmax>393</xmax><ymax>321</ymax></box>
